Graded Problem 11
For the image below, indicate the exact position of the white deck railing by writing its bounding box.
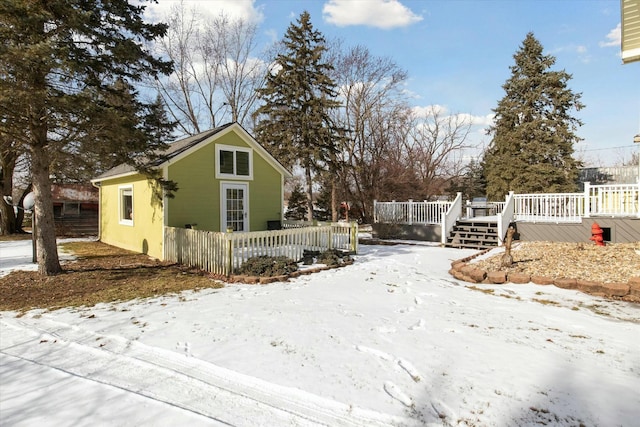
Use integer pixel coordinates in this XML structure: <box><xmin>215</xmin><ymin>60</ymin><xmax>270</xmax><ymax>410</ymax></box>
<box><xmin>373</xmin><ymin>183</ymin><xmax>638</xmax><ymax>238</ymax></box>
<box><xmin>513</xmin><ymin>192</ymin><xmax>585</xmax><ymax>223</ymax></box>
<box><xmin>441</xmin><ymin>193</ymin><xmax>463</xmax><ymax>244</ymax></box>
<box><xmin>373</xmin><ymin>199</ymin><xmax>453</xmax><ymax>225</ymax></box>
<box><xmin>514</xmin><ymin>182</ymin><xmax>639</xmax><ymax>222</ymax></box>
<box><xmin>497</xmin><ymin>191</ymin><xmax>515</xmax><ymax>245</ymax></box>
<box><xmin>164</xmin><ymin>223</ymin><xmax>358</xmax><ymax>276</ymax></box>
<box><xmin>586</xmin><ymin>183</ymin><xmax>639</xmax><ymax>218</ymax></box>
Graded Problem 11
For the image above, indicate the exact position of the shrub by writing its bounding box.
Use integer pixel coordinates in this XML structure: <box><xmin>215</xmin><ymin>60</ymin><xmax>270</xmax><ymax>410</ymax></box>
<box><xmin>236</xmin><ymin>256</ymin><xmax>299</xmax><ymax>277</ymax></box>
<box><xmin>317</xmin><ymin>249</ymin><xmax>351</xmax><ymax>267</ymax></box>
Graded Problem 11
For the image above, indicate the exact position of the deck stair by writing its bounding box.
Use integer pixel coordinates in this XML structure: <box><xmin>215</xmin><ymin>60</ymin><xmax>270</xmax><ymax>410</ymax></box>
<box><xmin>446</xmin><ymin>218</ymin><xmax>500</xmax><ymax>249</ymax></box>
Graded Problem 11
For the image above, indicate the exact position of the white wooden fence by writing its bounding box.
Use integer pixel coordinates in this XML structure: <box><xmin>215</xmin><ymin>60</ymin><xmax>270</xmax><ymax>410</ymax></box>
<box><xmin>164</xmin><ymin>223</ymin><xmax>358</xmax><ymax>276</ymax></box>
<box><xmin>373</xmin><ymin>199</ymin><xmax>453</xmax><ymax>225</ymax></box>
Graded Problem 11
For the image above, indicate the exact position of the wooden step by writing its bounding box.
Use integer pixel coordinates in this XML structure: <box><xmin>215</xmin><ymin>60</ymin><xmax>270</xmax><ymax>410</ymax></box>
<box><xmin>446</xmin><ymin>218</ymin><xmax>500</xmax><ymax>249</ymax></box>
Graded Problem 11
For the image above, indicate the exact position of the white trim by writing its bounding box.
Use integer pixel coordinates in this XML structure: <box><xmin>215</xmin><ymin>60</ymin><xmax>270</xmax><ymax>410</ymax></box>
<box><xmin>215</xmin><ymin>144</ymin><xmax>253</xmax><ymax>180</ymax></box>
<box><xmin>90</xmin><ymin>170</ymin><xmax>138</xmax><ymax>184</ymax></box>
<box><xmin>622</xmin><ymin>47</ymin><xmax>640</xmax><ymax>64</ymax></box>
<box><xmin>162</xmin><ymin>166</ymin><xmax>169</xmax><ymax>259</ymax></box>
<box><xmin>220</xmin><ymin>182</ymin><xmax>249</xmax><ymax>232</ymax></box>
<box><xmin>118</xmin><ymin>185</ymin><xmax>134</xmax><ymax>226</ymax></box>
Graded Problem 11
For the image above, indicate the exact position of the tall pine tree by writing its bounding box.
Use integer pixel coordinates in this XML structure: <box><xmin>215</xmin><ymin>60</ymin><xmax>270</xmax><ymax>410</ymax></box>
<box><xmin>483</xmin><ymin>32</ymin><xmax>584</xmax><ymax>201</ymax></box>
<box><xmin>0</xmin><ymin>0</ymin><xmax>173</xmax><ymax>275</ymax></box>
<box><xmin>253</xmin><ymin>11</ymin><xmax>343</xmax><ymax>221</ymax></box>
<box><xmin>285</xmin><ymin>183</ymin><xmax>308</xmax><ymax>220</ymax></box>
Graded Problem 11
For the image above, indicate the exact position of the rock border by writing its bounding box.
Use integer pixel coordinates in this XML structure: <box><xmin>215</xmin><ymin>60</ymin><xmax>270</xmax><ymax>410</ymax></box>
<box><xmin>448</xmin><ymin>249</ymin><xmax>640</xmax><ymax>302</ymax></box>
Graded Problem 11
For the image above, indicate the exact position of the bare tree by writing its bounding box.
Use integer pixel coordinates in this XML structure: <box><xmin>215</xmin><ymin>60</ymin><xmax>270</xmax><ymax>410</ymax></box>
<box><xmin>154</xmin><ymin>3</ymin><xmax>268</xmax><ymax>135</ymax></box>
<box><xmin>328</xmin><ymin>44</ymin><xmax>473</xmax><ymax>222</ymax></box>
<box><xmin>330</xmin><ymin>44</ymin><xmax>411</xmax><ymax>221</ymax></box>
<box><xmin>403</xmin><ymin>107</ymin><xmax>472</xmax><ymax>197</ymax></box>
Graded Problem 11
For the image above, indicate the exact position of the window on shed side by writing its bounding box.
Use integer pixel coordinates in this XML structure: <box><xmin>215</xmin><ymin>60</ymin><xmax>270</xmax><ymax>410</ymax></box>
<box><xmin>119</xmin><ymin>187</ymin><xmax>133</xmax><ymax>225</ymax></box>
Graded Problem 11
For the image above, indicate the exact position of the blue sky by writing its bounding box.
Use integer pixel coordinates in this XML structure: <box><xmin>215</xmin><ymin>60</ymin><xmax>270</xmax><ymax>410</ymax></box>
<box><xmin>147</xmin><ymin>0</ymin><xmax>640</xmax><ymax>167</ymax></box>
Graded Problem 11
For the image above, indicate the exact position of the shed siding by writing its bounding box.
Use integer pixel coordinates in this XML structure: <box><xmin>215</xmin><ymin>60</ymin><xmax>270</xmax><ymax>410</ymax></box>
<box><xmin>99</xmin><ymin>175</ymin><xmax>164</xmax><ymax>258</ymax></box>
<box><xmin>166</xmin><ymin>130</ymin><xmax>282</xmax><ymax>232</ymax></box>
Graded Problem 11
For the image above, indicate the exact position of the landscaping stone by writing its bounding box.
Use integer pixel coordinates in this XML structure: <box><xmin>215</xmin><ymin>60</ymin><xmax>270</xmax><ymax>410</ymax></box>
<box><xmin>487</xmin><ymin>271</ymin><xmax>507</xmax><ymax>284</ymax></box>
<box><xmin>628</xmin><ymin>277</ymin><xmax>640</xmax><ymax>297</ymax></box>
<box><xmin>508</xmin><ymin>272</ymin><xmax>531</xmax><ymax>284</ymax></box>
<box><xmin>461</xmin><ymin>265</ymin><xmax>476</xmax><ymax>277</ymax></box>
<box><xmin>453</xmin><ymin>270</ymin><xmax>466</xmax><ymax>281</ymax></box>
<box><xmin>531</xmin><ymin>275</ymin><xmax>554</xmax><ymax>285</ymax></box>
<box><xmin>468</xmin><ymin>268</ymin><xmax>487</xmax><ymax>283</ymax></box>
<box><xmin>576</xmin><ymin>279</ymin><xmax>602</xmax><ymax>294</ymax></box>
<box><xmin>554</xmin><ymin>278</ymin><xmax>577</xmax><ymax>289</ymax></box>
<box><xmin>602</xmin><ymin>282</ymin><xmax>630</xmax><ymax>297</ymax></box>
<box><xmin>452</xmin><ymin>262</ymin><xmax>466</xmax><ymax>272</ymax></box>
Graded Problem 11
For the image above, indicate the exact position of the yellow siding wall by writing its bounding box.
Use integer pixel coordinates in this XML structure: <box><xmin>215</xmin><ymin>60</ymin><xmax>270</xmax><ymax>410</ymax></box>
<box><xmin>99</xmin><ymin>174</ymin><xmax>164</xmax><ymax>259</ymax></box>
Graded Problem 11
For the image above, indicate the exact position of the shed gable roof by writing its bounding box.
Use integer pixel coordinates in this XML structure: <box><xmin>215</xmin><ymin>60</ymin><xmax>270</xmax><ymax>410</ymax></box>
<box><xmin>92</xmin><ymin>122</ymin><xmax>291</xmax><ymax>182</ymax></box>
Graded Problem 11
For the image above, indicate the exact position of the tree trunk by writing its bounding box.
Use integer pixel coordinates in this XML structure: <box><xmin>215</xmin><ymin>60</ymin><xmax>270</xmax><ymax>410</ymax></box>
<box><xmin>331</xmin><ymin>179</ymin><xmax>337</xmax><ymax>222</ymax></box>
<box><xmin>30</xmin><ymin>146</ymin><xmax>62</xmax><ymax>275</ymax></box>
<box><xmin>501</xmin><ymin>226</ymin><xmax>515</xmax><ymax>268</ymax></box>
<box><xmin>305</xmin><ymin>165</ymin><xmax>314</xmax><ymax>222</ymax></box>
<box><xmin>0</xmin><ymin>153</ymin><xmax>17</xmax><ymax>235</ymax></box>
<box><xmin>27</xmin><ymin>13</ymin><xmax>62</xmax><ymax>276</ymax></box>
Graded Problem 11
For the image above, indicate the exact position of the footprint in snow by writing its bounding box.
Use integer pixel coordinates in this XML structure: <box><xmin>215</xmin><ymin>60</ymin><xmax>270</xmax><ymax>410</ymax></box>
<box><xmin>176</xmin><ymin>341</ymin><xmax>192</xmax><ymax>357</ymax></box>
<box><xmin>397</xmin><ymin>358</ymin><xmax>421</xmax><ymax>382</ymax></box>
<box><xmin>409</xmin><ymin>319</ymin><xmax>425</xmax><ymax>330</ymax></box>
<box><xmin>384</xmin><ymin>381</ymin><xmax>413</xmax><ymax>407</ymax></box>
<box><xmin>430</xmin><ymin>400</ymin><xmax>457</xmax><ymax>421</ymax></box>
<box><xmin>355</xmin><ymin>345</ymin><xmax>393</xmax><ymax>361</ymax></box>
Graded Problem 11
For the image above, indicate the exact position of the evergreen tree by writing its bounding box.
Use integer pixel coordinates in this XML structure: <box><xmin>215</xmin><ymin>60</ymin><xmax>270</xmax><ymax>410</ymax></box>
<box><xmin>447</xmin><ymin>159</ymin><xmax>486</xmax><ymax>201</ymax></box>
<box><xmin>0</xmin><ymin>0</ymin><xmax>173</xmax><ymax>275</ymax></box>
<box><xmin>285</xmin><ymin>183</ymin><xmax>308</xmax><ymax>220</ymax></box>
<box><xmin>253</xmin><ymin>11</ymin><xmax>343</xmax><ymax>221</ymax></box>
<box><xmin>483</xmin><ymin>32</ymin><xmax>584</xmax><ymax>201</ymax></box>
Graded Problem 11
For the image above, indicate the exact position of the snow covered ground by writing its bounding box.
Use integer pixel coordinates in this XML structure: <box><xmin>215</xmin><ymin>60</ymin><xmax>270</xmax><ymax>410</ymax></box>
<box><xmin>1</xmin><ymin>239</ymin><xmax>639</xmax><ymax>426</ymax></box>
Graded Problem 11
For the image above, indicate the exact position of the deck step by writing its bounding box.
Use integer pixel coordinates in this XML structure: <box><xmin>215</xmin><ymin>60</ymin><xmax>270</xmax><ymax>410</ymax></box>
<box><xmin>447</xmin><ymin>219</ymin><xmax>501</xmax><ymax>250</ymax></box>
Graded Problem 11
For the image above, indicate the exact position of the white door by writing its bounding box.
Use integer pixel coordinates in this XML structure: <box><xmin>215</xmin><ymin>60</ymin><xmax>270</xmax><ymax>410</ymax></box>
<box><xmin>221</xmin><ymin>183</ymin><xmax>248</xmax><ymax>232</ymax></box>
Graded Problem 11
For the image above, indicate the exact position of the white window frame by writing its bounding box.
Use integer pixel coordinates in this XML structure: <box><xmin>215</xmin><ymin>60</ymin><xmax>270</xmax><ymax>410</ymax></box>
<box><xmin>215</xmin><ymin>144</ymin><xmax>253</xmax><ymax>180</ymax></box>
<box><xmin>118</xmin><ymin>185</ymin><xmax>134</xmax><ymax>226</ymax></box>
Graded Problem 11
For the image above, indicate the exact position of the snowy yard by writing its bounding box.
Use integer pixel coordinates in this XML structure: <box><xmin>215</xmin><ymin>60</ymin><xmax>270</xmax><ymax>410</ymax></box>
<box><xmin>1</xmin><ymin>239</ymin><xmax>639</xmax><ymax>426</ymax></box>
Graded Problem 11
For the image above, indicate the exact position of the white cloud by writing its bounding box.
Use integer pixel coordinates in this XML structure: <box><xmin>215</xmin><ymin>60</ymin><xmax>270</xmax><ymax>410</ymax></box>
<box><xmin>412</xmin><ymin>104</ymin><xmax>447</xmax><ymax>117</ymax></box>
<box><xmin>322</xmin><ymin>0</ymin><xmax>423</xmax><ymax>29</ymax></box>
<box><xmin>457</xmin><ymin>113</ymin><xmax>494</xmax><ymax>127</ymax></box>
<box><xmin>412</xmin><ymin>105</ymin><xmax>494</xmax><ymax>127</ymax></box>
<box><xmin>143</xmin><ymin>0</ymin><xmax>264</xmax><ymax>24</ymax></box>
<box><xmin>599</xmin><ymin>23</ymin><xmax>621</xmax><ymax>47</ymax></box>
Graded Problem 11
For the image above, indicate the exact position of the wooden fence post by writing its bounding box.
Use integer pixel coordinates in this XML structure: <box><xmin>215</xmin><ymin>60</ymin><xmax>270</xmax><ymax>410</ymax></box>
<box><xmin>350</xmin><ymin>221</ymin><xmax>358</xmax><ymax>254</ymax></box>
<box><xmin>225</xmin><ymin>228</ymin><xmax>233</xmax><ymax>276</ymax></box>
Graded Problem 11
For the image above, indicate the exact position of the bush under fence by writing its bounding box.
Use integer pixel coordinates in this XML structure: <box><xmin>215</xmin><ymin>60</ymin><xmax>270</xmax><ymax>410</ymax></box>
<box><xmin>164</xmin><ymin>223</ymin><xmax>358</xmax><ymax>276</ymax></box>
